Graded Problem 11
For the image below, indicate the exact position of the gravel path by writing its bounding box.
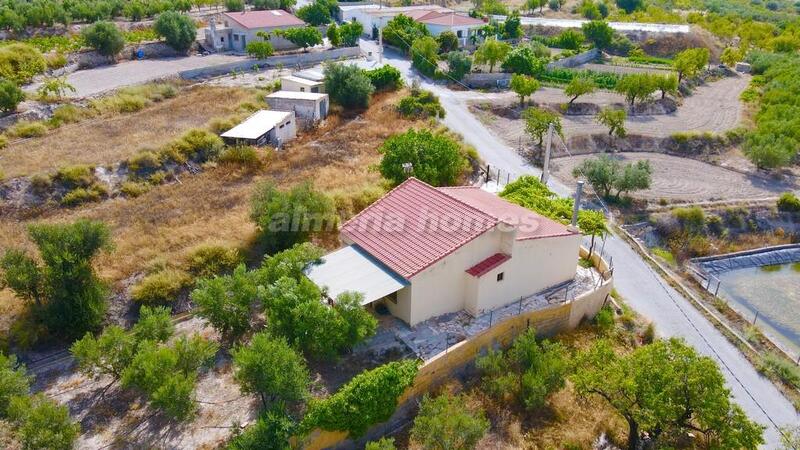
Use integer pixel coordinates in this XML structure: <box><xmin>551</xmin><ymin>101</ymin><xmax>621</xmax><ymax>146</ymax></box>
<box><xmin>550</xmin><ymin>153</ymin><xmax>797</xmax><ymax>202</ymax></box>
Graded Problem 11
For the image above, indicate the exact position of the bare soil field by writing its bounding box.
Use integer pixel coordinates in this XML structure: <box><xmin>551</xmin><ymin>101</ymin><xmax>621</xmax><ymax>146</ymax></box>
<box><xmin>0</xmin><ymin>86</ymin><xmax>255</xmax><ymax>179</ymax></box>
<box><xmin>550</xmin><ymin>152</ymin><xmax>795</xmax><ymax>202</ymax></box>
<box><xmin>469</xmin><ymin>74</ymin><xmax>750</xmax><ymax>141</ymax></box>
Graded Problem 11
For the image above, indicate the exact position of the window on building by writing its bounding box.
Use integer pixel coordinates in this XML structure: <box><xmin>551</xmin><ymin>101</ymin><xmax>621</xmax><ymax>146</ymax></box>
<box><xmin>497</xmin><ymin>272</ymin><xmax>504</xmax><ymax>282</ymax></box>
<box><xmin>457</xmin><ymin>30</ymin><xmax>463</xmax><ymax>38</ymax></box>
<box><xmin>234</xmin><ymin>35</ymin><xmax>239</xmax><ymax>41</ymax></box>
<box><xmin>300</xmin><ymin>87</ymin><xmax>305</xmax><ymax>92</ymax></box>
<box><xmin>220</xmin><ymin>37</ymin><xmax>225</xmax><ymax>42</ymax></box>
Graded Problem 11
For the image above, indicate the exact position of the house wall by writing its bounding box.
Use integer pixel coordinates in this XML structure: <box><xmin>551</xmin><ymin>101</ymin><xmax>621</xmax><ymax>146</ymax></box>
<box><xmin>406</xmin><ymin>230</ymin><xmax>502</xmax><ymax>325</ymax></box>
<box><xmin>424</xmin><ymin>23</ymin><xmax>481</xmax><ymax>46</ymax></box>
<box><xmin>273</xmin><ymin>113</ymin><xmax>297</xmax><ymax>144</ymax></box>
<box><xmin>384</xmin><ymin>286</ymin><xmax>413</xmax><ymax>324</ymax></box>
<box><xmin>474</xmin><ymin>234</ymin><xmax>581</xmax><ymax>313</ymax></box>
<box><xmin>266</xmin><ymin>96</ymin><xmax>329</xmax><ymax>121</ymax></box>
<box><xmin>224</xmin><ymin>24</ymin><xmax>302</xmax><ymax>51</ymax></box>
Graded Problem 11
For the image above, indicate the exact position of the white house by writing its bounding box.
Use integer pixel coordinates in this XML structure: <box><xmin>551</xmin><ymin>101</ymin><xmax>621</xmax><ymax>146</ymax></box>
<box><xmin>306</xmin><ymin>178</ymin><xmax>582</xmax><ymax>326</ymax></box>
<box><xmin>204</xmin><ymin>10</ymin><xmax>307</xmax><ymax>53</ymax></box>
<box><xmin>265</xmin><ymin>91</ymin><xmax>330</xmax><ymax>122</ymax></box>
<box><xmin>280</xmin><ymin>75</ymin><xmax>325</xmax><ymax>93</ymax></box>
<box><xmin>339</xmin><ymin>4</ymin><xmax>484</xmax><ymax>46</ymax></box>
<box><xmin>220</xmin><ymin>109</ymin><xmax>296</xmax><ymax>147</ymax></box>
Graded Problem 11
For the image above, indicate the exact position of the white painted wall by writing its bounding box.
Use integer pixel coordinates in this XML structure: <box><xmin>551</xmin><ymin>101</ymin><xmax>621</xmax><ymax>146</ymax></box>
<box><xmin>281</xmin><ymin>77</ymin><xmax>324</xmax><ymax>93</ymax></box>
<box><xmin>266</xmin><ymin>96</ymin><xmax>329</xmax><ymax>121</ymax></box>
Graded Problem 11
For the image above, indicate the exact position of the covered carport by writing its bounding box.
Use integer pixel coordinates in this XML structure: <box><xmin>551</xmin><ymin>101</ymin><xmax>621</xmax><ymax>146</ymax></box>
<box><xmin>304</xmin><ymin>245</ymin><xmax>409</xmax><ymax>305</ymax></box>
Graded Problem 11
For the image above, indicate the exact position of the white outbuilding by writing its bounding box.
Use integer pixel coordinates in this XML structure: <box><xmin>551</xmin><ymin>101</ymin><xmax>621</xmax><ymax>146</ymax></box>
<box><xmin>280</xmin><ymin>75</ymin><xmax>325</xmax><ymax>93</ymax></box>
<box><xmin>265</xmin><ymin>91</ymin><xmax>329</xmax><ymax>122</ymax></box>
<box><xmin>220</xmin><ymin>110</ymin><xmax>296</xmax><ymax>147</ymax></box>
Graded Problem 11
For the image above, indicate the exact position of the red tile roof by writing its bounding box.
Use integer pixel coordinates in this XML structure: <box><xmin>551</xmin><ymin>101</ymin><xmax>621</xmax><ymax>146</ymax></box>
<box><xmin>439</xmin><ymin>186</ymin><xmax>577</xmax><ymax>241</ymax></box>
<box><xmin>466</xmin><ymin>253</ymin><xmax>510</xmax><ymax>277</ymax></box>
<box><xmin>340</xmin><ymin>178</ymin><xmax>497</xmax><ymax>279</ymax></box>
<box><xmin>416</xmin><ymin>12</ymin><xmax>484</xmax><ymax>27</ymax></box>
<box><xmin>340</xmin><ymin>179</ymin><xmax>578</xmax><ymax>280</ymax></box>
<box><xmin>223</xmin><ymin>10</ymin><xmax>305</xmax><ymax>29</ymax></box>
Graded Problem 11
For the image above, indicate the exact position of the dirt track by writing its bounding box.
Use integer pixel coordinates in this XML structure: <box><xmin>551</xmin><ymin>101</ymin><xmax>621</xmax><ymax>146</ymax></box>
<box><xmin>468</xmin><ymin>74</ymin><xmax>750</xmax><ymax>141</ymax></box>
<box><xmin>550</xmin><ymin>153</ymin><xmax>796</xmax><ymax>202</ymax></box>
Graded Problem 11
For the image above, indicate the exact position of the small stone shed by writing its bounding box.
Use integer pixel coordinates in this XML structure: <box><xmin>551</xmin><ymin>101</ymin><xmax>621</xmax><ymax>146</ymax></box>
<box><xmin>265</xmin><ymin>91</ymin><xmax>329</xmax><ymax>122</ymax></box>
<box><xmin>220</xmin><ymin>110</ymin><xmax>296</xmax><ymax>147</ymax></box>
<box><xmin>280</xmin><ymin>75</ymin><xmax>325</xmax><ymax>93</ymax></box>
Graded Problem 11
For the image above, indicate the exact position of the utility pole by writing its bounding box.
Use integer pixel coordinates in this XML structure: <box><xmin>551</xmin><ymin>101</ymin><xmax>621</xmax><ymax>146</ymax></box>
<box><xmin>378</xmin><ymin>27</ymin><xmax>383</xmax><ymax>64</ymax></box>
<box><xmin>540</xmin><ymin>122</ymin><xmax>554</xmax><ymax>185</ymax></box>
<box><xmin>571</xmin><ymin>180</ymin><xmax>584</xmax><ymax>227</ymax></box>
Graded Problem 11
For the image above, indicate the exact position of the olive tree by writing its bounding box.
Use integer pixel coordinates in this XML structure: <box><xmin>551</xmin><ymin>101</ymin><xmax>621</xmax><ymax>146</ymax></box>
<box><xmin>573</xmin><ymin>154</ymin><xmax>652</xmax><ymax>200</ymax></box>
<box><xmin>523</xmin><ymin>107</ymin><xmax>562</xmax><ymax>146</ymax></box>
<box><xmin>323</xmin><ymin>62</ymin><xmax>375</xmax><ymax>109</ymax></box>
<box><xmin>378</xmin><ymin>128</ymin><xmax>467</xmax><ymax>187</ymax></box>
<box><xmin>510</xmin><ymin>74</ymin><xmax>540</xmax><ymax>107</ymax></box>
<box><xmin>81</xmin><ymin>21</ymin><xmax>125</xmax><ymax>57</ymax></box>
<box><xmin>154</xmin><ymin>11</ymin><xmax>197</xmax><ymax>52</ymax></box>
<box><xmin>191</xmin><ymin>264</ymin><xmax>258</xmax><ymax>342</ymax></box>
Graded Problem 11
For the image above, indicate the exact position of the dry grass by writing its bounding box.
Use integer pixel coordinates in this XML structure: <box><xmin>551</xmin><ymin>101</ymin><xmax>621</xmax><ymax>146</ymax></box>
<box><xmin>0</xmin><ymin>86</ymin><xmax>256</xmax><ymax>179</ymax></box>
<box><xmin>0</xmin><ymin>90</ymin><xmax>414</xmax><ymax>291</ymax></box>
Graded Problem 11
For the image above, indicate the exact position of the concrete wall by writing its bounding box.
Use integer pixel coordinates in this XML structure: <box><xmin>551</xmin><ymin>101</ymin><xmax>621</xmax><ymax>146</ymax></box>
<box><xmin>547</xmin><ymin>48</ymin><xmax>599</xmax><ymax>69</ymax></box>
<box><xmin>463</xmin><ymin>72</ymin><xmax>512</xmax><ymax>89</ymax></box>
<box><xmin>179</xmin><ymin>46</ymin><xmax>360</xmax><ymax>79</ymax></box>
<box><xmin>300</xmin><ymin>246</ymin><xmax>613</xmax><ymax>450</ymax></box>
<box><xmin>281</xmin><ymin>77</ymin><xmax>324</xmax><ymax>93</ymax></box>
<box><xmin>265</xmin><ymin>96</ymin><xmax>328</xmax><ymax>121</ymax></box>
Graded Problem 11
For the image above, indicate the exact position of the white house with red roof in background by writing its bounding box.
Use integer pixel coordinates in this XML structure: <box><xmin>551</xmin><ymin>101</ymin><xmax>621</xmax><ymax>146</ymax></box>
<box><xmin>204</xmin><ymin>10</ymin><xmax>308</xmax><ymax>53</ymax></box>
<box><xmin>305</xmin><ymin>178</ymin><xmax>582</xmax><ymax>326</ymax></box>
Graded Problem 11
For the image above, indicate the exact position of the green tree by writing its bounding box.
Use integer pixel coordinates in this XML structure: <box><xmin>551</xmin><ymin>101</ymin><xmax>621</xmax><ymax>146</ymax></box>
<box><xmin>81</xmin><ymin>20</ymin><xmax>125</xmax><ymax>57</ymax></box>
<box><xmin>503</xmin><ymin>11</ymin><xmax>522</xmax><ymax>38</ymax></box>
<box><xmin>577</xmin><ymin>209</ymin><xmax>607</xmax><ymax>256</ymax></box>
<box><xmin>228</xmin><ymin>406</ymin><xmax>296</xmax><ymax>450</ymax></box>
<box><xmin>523</xmin><ymin>107</ymin><xmax>562</xmax><ymax>146</ymax></box>
<box><xmin>564</xmin><ymin>76</ymin><xmax>596</xmax><ymax>104</ymax></box>
<box><xmin>255</xmin><ymin>242</ymin><xmax>324</xmax><ymax>286</ymax></box>
<box><xmin>615</xmin><ymin>0</ymin><xmax>644</xmax><ymax>13</ymax></box>
<box><xmin>275</xmin><ymin>27</ymin><xmax>323</xmax><ymax>51</ymax></box>
<box><xmin>323</xmin><ymin>62</ymin><xmax>375</xmax><ymax>108</ymax></box>
<box><xmin>326</xmin><ymin>22</ymin><xmax>341</xmax><ymax>47</ymax></box>
<box><xmin>410</xmin><ymin>36</ymin><xmax>439</xmax><ymax>76</ymax></box>
<box><xmin>225</xmin><ymin>0</ymin><xmax>244</xmax><ymax>11</ymax></box>
<box><xmin>437</xmin><ymin>31</ymin><xmax>459</xmax><ymax>53</ymax></box>
<box><xmin>8</xmin><ymin>394</ymin><xmax>79</xmax><ymax>450</ymax></box>
<box><xmin>501</xmin><ymin>44</ymin><xmax>548</xmax><ymax>76</ymax></box>
<box><xmin>365</xmin><ymin>437</ymin><xmax>397</xmax><ymax>450</ymax></box>
<box><xmin>0</xmin><ymin>79</ymin><xmax>24</xmax><ymax>113</ymax></box>
<box><xmin>0</xmin><ymin>353</ymin><xmax>30</xmax><ymax>418</ymax></box>
<box><xmin>301</xmin><ymin>360</ymin><xmax>419</xmax><ymax>437</ymax></box>
<box><xmin>572</xmin><ymin>339</ymin><xmax>765</xmax><ymax>450</ymax></box>
<box><xmin>573</xmin><ymin>155</ymin><xmax>651</xmax><ymax>199</ymax></box>
<box><xmin>580</xmin><ymin>0</ymin><xmax>602</xmax><ymax>19</ymax></box>
<box><xmin>653</xmin><ymin>73</ymin><xmax>678</xmax><ymax>99</ymax></box>
<box><xmin>0</xmin><ymin>43</ymin><xmax>47</xmax><ymax>84</ymax></box>
<box><xmin>410</xmin><ymin>393</ymin><xmax>489</xmax><ymax>450</ymax></box>
<box><xmin>614</xmin><ymin>73</ymin><xmax>656</xmax><ymax>106</ymax></box>
<box><xmin>673</xmin><ymin>47</ymin><xmax>709</xmax><ymax>83</ymax></box>
<box><xmin>720</xmin><ymin>47</ymin><xmax>743</xmax><ymax>67</ymax></box>
<box><xmin>232</xmin><ymin>332</ymin><xmax>309</xmax><ymax>409</ymax></box>
<box><xmin>378</xmin><ymin>128</ymin><xmax>467</xmax><ymax>187</ymax></box>
<box><xmin>154</xmin><ymin>11</ymin><xmax>198</xmax><ymax>52</ymax></box>
<box><xmin>743</xmin><ymin>132</ymin><xmax>796</xmax><ymax>169</ymax></box>
<box><xmin>581</xmin><ymin>20</ymin><xmax>614</xmax><ymax>50</ymax></box>
<box><xmin>0</xmin><ymin>220</ymin><xmax>111</xmax><ymax>338</ymax></box>
<box><xmin>339</xmin><ymin>20</ymin><xmax>363</xmax><ymax>47</ymax></box>
<box><xmin>296</xmin><ymin>0</ymin><xmax>331</xmax><ymax>25</ymax></box>
<box><xmin>37</xmin><ymin>76</ymin><xmax>76</xmax><ymax>99</ymax></box>
<box><xmin>446</xmin><ymin>51</ymin><xmax>472</xmax><ymax>81</ymax></box>
<box><xmin>473</xmin><ymin>38</ymin><xmax>511</xmax><ymax>73</ymax></box>
<box><xmin>246</xmin><ymin>41</ymin><xmax>274</xmax><ymax>59</ymax></box>
<box><xmin>554</xmin><ymin>29</ymin><xmax>584</xmax><ymax>50</ymax></box>
<box><xmin>249</xmin><ymin>181</ymin><xmax>335</xmax><ymax>253</ymax></box>
<box><xmin>596</xmin><ymin>107</ymin><xmax>626</xmax><ymax>137</ymax></box>
<box><xmin>382</xmin><ymin>14</ymin><xmax>429</xmax><ymax>52</ymax></box>
<box><xmin>510</xmin><ymin>74</ymin><xmax>540</xmax><ymax>107</ymax></box>
<box><xmin>191</xmin><ymin>264</ymin><xmax>258</xmax><ymax>342</ymax></box>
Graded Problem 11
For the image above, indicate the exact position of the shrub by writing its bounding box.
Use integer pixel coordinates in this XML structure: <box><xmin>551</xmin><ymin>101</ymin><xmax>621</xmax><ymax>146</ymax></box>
<box><xmin>379</xmin><ymin>129</ymin><xmax>466</xmax><ymax>187</ymax></box>
<box><xmin>397</xmin><ymin>88</ymin><xmax>445</xmax><ymax>119</ymax></box>
<box><xmin>82</xmin><ymin>21</ymin><xmax>125</xmax><ymax>57</ymax></box>
<box><xmin>120</xmin><ymin>181</ymin><xmax>151</xmax><ymax>197</ymax></box>
<box><xmin>8</xmin><ymin>394</ymin><xmax>80</xmax><ymax>450</ymax></box>
<box><xmin>50</xmin><ymin>104</ymin><xmax>90</xmax><ymax>126</ymax></box>
<box><xmin>61</xmin><ymin>186</ymin><xmax>106</xmax><ymax>206</ymax></box>
<box><xmin>0</xmin><ymin>353</ymin><xmax>30</xmax><ymax>417</ymax></box>
<box><xmin>228</xmin><ymin>407</ymin><xmax>296</xmax><ymax>450</ymax></box>
<box><xmin>29</xmin><ymin>174</ymin><xmax>52</xmax><ymax>193</ymax></box>
<box><xmin>339</xmin><ymin>20</ymin><xmax>363</xmax><ymax>47</ymax></box>
<box><xmin>759</xmin><ymin>353</ymin><xmax>800</xmax><ymax>388</ymax></box>
<box><xmin>246</xmin><ymin>41</ymin><xmax>273</xmax><ymax>59</ymax></box>
<box><xmin>501</xmin><ymin>44</ymin><xmax>548</xmax><ymax>76</ymax></box>
<box><xmin>207</xmin><ymin>116</ymin><xmax>241</xmax><ymax>134</ymax></box>
<box><xmin>411</xmin><ymin>394</ymin><xmax>489</xmax><ymax>450</ymax></box>
<box><xmin>53</xmin><ymin>164</ymin><xmax>94</xmax><ymax>189</ymax></box>
<box><xmin>131</xmin><ymin>269</ymin><xmax>192</xmax><ymax>304</ymax></box>
<box><xmin>90</xmin><ymin>92</ymin><xmax>149</xmax><ymax>114</ymax></box>
<box><xmin>0</xmin><ymin>43</ymin><xmax>47</xmax><ymax>84</ymax></box>
<box><xmin>410</xmin><ymin>36</ymin><xmax>439</xmax><ymax>76</ymax></box>
<box><xmin>8</xmin><ymin>121</ymin><xmax>47</xmax><ymax>138</ymax></box>
<box><xmin>382</xmin><ymin>14</ymin><xmax>429</xmax><ymax>52</ymax></box>
<box><xmin>154</xmin><ymin>11</ymin><xmax>197</xmax><ymax>52</ymax></box>
<box><xmin>323</xmin><ymin>62</ymin><xmax>374</xmax><ymax>109</ymax></box>
<box><xmin>296</xmin><ymin>0</ymin><xmax>332</xmax><ymax>25</ymax></box>
<box><xmin>0</xmin><ymin>135</ymin><xmax>6</xmax><ymax>149</ymax></box>
<box><xmin>445</xmin><ymin>51</ymin><xmax>472</xmax><ymax>81</ymax></box>
<box><xmin>366</xmin><ymin>437</ymin><xmax>397</xmax><ymax>450</ymax></box>
<box><xmin>169</xmin><ymin>129</ymin><xmax>224</xmax><ymax>162</ymax></box>
<box><xmin>365</xmin><ymin>66</ymin><xmax>403</xmax><ymax>91</ymax></box>
<box><xmin>45</xmin><ymin>52</ymin><xmax>68</xmax><ymax>69</ymax></box>
<box><xmin>186</xmin><ymin>244</ymin><xmax>242</xmax><ymax>278</ymax></box>
<box><xmin>127</xmin><ymin>151</ymin><xmax>162</xmax><ymax>175</ymax></box>
<box><xmin>0</xmin><ymin>79</ymin><xmax>24</xmax><ymax>113</ymax></box>
<box><xmin>777</xmin><ymin>192</ymin><xmax>800</xmax><ymax>212</ymax></box>
<box><xmin>250</xmin><ymin>181</ymin><xmax>335</xmax><ymax>253</ymax></box>
<box><xmin>225</xmin><ymin>0</ymin><xmax>245</xmax><ymax>10</ymax></box>
<box><xmin>672</xmin><ymin>206</ymin><xmax>706</xmax><ymax>234</ymax></box>
<box><xmin>301</xmin><ymin>360</ymin><xmax>419</xmax><ymax>436</ymax></box>
<box><xmin>219</xmin><ymin>145</ymin><xmax>263</xmax><ymax>171</ymax></box>
<box><xmin>594</xmin><ymin>305</ymin><xmax>615</xmax><ymax>333</ymax></box>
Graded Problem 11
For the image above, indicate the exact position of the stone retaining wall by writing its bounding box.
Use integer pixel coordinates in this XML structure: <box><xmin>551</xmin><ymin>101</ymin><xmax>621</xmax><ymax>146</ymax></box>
<box><xmin>300</xmin><ymin>246</ymin><xmax>613</xmax><ymax>449</ymax></box>
<box><xmin>547</xmin><ymin>48</ymin><xmax>599</xmax><ymax>69</ymax></box>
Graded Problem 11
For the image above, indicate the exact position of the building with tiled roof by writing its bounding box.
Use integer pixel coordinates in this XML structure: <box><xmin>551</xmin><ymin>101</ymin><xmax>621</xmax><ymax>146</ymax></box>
<box><xmin>306</xmin><ymin>178</ymin><xmax>582</xmax><ymax>326</ymax></box>
<box><xmin>204</xmin><ymin>10</ymin><xmax>309</xmax><ymax>53</ymax></box>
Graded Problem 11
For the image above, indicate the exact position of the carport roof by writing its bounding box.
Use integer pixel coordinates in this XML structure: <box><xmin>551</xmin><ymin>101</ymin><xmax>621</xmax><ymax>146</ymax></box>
<box><xmin>220</xmin><ymin>110</ymin><xmax>292</xmax><ymax>140</ymax></box>
<box><xmin>304</xmin><ymin>245</ymin><xmax>409</xmax><ymax>305</ymax></box>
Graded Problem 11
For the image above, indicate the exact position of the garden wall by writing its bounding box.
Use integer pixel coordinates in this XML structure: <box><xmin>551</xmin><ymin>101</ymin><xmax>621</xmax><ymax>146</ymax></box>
<box><xmin>300</xmin><ymin>247</ymin><xmax>613</xmax><ymax>449</ymax></box>
<box><xmin>179</xmin><ymin>47</ymin><xmax>361</xmax><ymax>79</ymax></box>
<box><xmin>547</xmin><ymin>48</ymin><xmax>599</xmax><ymax>69</ymax></box>
<box><xmin>463</xmin><ymin>72</ymin><xmax>512</xmax><ymax>89</ymax></box>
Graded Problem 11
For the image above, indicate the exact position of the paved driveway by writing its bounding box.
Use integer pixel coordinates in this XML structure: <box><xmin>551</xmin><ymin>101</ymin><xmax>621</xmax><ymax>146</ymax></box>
<box><xmin>28</xmin><ymin>53</ymin><xmax>248</xmax><ymax>98</ymax></box>
<box><xmin>372</xmin><ymin>42</ymin><xmax>800</xmax><ymax>447</ymax></box>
